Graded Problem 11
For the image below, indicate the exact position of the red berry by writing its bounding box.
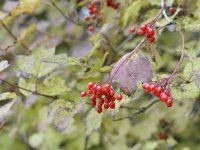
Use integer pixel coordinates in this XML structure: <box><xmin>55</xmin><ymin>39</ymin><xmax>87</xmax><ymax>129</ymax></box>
<box><xmin>89</xmin><ymin>11</ymin><xmax>94</xmax><ymax>15</ymax></box>
<box><xmin>90</xmin><ymin>100</ymin><xmax>96</xmax><ymax>106</ymax></box>
<box><xmin>169</xmin><ymin>7</ymin><xmax>176</xmax><ymax>14</ymax></box>
<box><xmin>104</xmin><ymin>83</ymin><xmax>111</xmax><ymax>90</ymax></box>
<box><xmin>116</xmin><ymin>94</ymin><xmax>122</xmax><ymax>101</ymax></box>
<box><xmin>90</xmin><ymin>95</ymin><xmax>96</xmax><ymax>101</ymax></box>
<box><xmin>97</xmin><ymin>107</ymin><xmax>102</xmax><ymax>113</ymax></box>
<box><xmin>93</xmin><ymin>8</ymin><xmax>98</xmax><ymax>14</ymax></box>
<box><xmin>91</xmin><ymin>1</ymin><xmax>97</xmax><ymax>7</ymax></box>
<box><xmin>160</xmin><ymin>93</ymin><xmax>168</xmax><ymax>102</ymax></box>
<box><xmin>110</xmin><ymin>90</ymin><xmax>115</xmax><ymax>96</ymax></box>
<box><xmin>104</xmin><ymin>103</ymin><xmax>109</xmax><ymax>109</ymax></box>
<box><xmin>145</xmin><ymin>33</ymin><xmax>151</xmax><ymax>39</ymax></box>
<box><xmin>87</xmin><ymin>82</ymin><xmax>94</xmax><ymax>89</ymax></box>
<box><xmin>88</xmin><ymin>90</ymin><xmax>93</xmax><ymax>94</ymax></box>
<box><xmin>146</xmin><ymin>89</ymin><xmax>151</xmax><ymax>93</ymax></box>
<box><xmin>130</xmin><ymin>27</ymin><xmax>135</xmax><ymax>33</ymax></box>
<box><xmin>145</xmin><ymin>83</ymin><xmax>150</xmax><ymax>90</ymax></box>
<box><xmin>138</xmin><ymin>29</ymin><xmax>145</xmax><ymax>36</ymax></box>
<box><xmin>88</xmin><ymin>26</ymin><xmax>94</xmax><ymax>32</ymax></box>
<box><xmin>96</xmin><ymin>85</ymin><xmax>102</xmax><ymax>92</ymax></box>
<box><xmin>81</xmin><ymin>91</ymin><xmax>87</xmax><ymax>97</ymax></box>
<box><xmin>157</xmin><ymin>87</ymin><xmax>163</xmax><ymax>96</ymax></box>
<box><xmin>142</xmin><ymin>83</ymin><xmax>147</xmax><ymax>89</ymax></box>
<box><xmin>105</xmin><ymin>99</ymin><xmax>110</xmax><ymax>104</ymax></box>
<box><xmin>109</xmin><ymin>102</ymin><xmax>115</xmax><ymax>109</ymax></box>
<box><xmin>88</xmin><ymin>5</ymin><xmax>93</xmax><ymax>10</ymax></box>
<box><xmin>99</xmin><ymin>99</ymin><xmax>105</xmax><ymax>104</ymax></box>
<box><xmin>159</xmin><ymin>132</ymin><xmax>168</xmax><ymax>140</ymax></box>
<box><xmin>84</xmin><ymin>16</ymin><xmax>90</xmax><ymax>21</ymax></box>
<box><xmin>148</xmin><ymin>37</ymin><xmax>155</xmax><ymax>43</ymax></box>
<box><xmin>111</xmin><ymin>97</ymin><xmax>116</xmax><ymax>101</ymax></box>
<box><xmin>147</xmin><ymin>28</ymin><xmax>155</xmax><ymax>36</ymax></box>
<box><xmin>166</xmin><ymin>99</ymin><xmax>173</xmax><ymax>107</ymax></box>
<box><xmin>150</xmin><ymin>84</ymin><xmax>156</xmax><ymax>91</ymax></box>
<box><xmin>140</xmin><ymin>24</ymin><xmax>147</xmax><ymax>32</ymax></box>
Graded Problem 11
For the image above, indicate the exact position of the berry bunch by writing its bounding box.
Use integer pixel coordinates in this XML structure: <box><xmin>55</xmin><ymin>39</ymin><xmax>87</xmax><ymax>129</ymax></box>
<box><xmin>130</xmin><ymin>24</ymin><xmax>156</xmax><ymax>43</ymax></box>
<box><xmin>81</xmin><ymin>82</ymin><xmax>123</xmax><ymax>113</ymax></box>
<box><xmin>83</xmin><ymin>1</ymin><xmax>99</xmax><ymax>32</ymax></box>
<box><xmin>142</xmin><ymin>82</ymin><xmax>173</xmax><ymax>107</ymax></box>
<box><xmin>106</xmin><ymin>0</ymin><xmax>119</xmax><ymax>9</ymax></box>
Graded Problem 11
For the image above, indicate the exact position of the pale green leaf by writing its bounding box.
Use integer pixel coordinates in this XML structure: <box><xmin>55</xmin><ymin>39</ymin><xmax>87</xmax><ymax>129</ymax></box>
<box><xmin>28</xmin><ymin>133</ymin><xmax>44</xmax><ymax>149</ymax></box>
<box><xmin>0</xmin><ymin>60</ymin><xmax>10</xmax><ymax>72</ymax></box>
<box><xmin>85</xmin><ymin>108</ymin><xmax>103</xmax><ymax>136</ymax></box>
<box><xmin>0</xmin><ymin>92</ymin><xmax>17</xmax><ymax>101</ymax></box>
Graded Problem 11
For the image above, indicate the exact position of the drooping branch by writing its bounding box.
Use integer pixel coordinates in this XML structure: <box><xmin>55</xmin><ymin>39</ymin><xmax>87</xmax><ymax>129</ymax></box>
<box><xmin>113</xmin><ymin>100</ymin><xmax>160</xmax><ymax>121</ymax></box>
<box><xmin>0</xmin><ymin>78</ymin><xmax>57</xmax><ymax>99</ymax></box>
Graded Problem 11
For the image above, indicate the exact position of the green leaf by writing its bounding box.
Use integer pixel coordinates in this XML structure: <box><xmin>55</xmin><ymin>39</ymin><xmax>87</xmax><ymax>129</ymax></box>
<box><xmin>17</xmin><ymin>47</ymin><xmax>58</xmax><ymax>77</ymax></box>
<box><xmin>0</xmin><ymin>60</ymin><xmax>10</xmax><ymax>72</ymax></box>
<box><xmin>37</xmin><ymin>76</ymin><xmax>68</xmax><ymax>96</ymax></box>
<box><xmin>184</xmin><ymin>57</ymin><xmax>200</xmax><ymax>77</ymax></box>
<box><xmin>122</xmin><ymin>0</ymin><xmax>149</xmax><ymax>27</ymax></box>
<box><xmin>171</xmin><ymin>82</ymin><xmax>200</xmax><ymax>101</ymax></box>
<box><xmin>0</xmin><ymin>92</ymin><xmax>17</xmax><ymax>101</ymax></box>
<box><xmin>18</xmin><ymin>24</ymin><xmax>36</xmax><ymax>42</ymax></box>
<box><xmin>18</xmin><ymin>78</ymin><xmax>36</xmax><ymax>97</ymax></box>
<box><xmin>85</xmin><ymin>108</ymin><xmax>103</xmax><ymax>136</ymax></box>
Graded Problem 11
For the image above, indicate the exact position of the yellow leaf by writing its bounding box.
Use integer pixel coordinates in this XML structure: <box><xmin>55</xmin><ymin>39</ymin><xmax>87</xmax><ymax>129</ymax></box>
<box><xmin>18</xmin><ymin>24</ymin><xmax>36</xmax><ymax>42</ymax></box>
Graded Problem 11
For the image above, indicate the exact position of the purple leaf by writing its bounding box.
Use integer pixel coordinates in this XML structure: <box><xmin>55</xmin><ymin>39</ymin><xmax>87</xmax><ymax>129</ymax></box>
<box><xmin>111</xmin><ymin>52</ymin><xmax>152</xmax><ymax>95</ymax></box>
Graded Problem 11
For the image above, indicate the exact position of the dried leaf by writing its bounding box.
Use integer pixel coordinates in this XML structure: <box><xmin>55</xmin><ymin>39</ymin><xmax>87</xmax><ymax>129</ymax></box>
<box><xmin>111</xmin><ymin>53</ymin><xmax>152</xmax><ymax>95</ymax></box>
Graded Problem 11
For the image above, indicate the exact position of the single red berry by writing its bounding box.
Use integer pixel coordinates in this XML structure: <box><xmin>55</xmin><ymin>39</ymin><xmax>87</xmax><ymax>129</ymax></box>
<box><xmin>159</xmin><ymin>132</ymin><xmax>168</xmax><ymax>140</ymax></box>
<box><xmin>88</xmin><ymin>26</ymin><xmax>94</xmax><ymax>32</ymax></box>
<box><xmin>116</xmin><ymin>94</ymin><xmax>122</xmax><ymax>101</ymax></box>
<box><xmin>169</xmin><ymin>7</ymin><xmax>176</xmax><ymax>14</ymax></box>
<box><xmin>88</xmin><ymin>90</ymin><xmax>93</xmax><ymax>94</ymax></box>
<box><xmin>142</xmin><ymin>83</ymin><xmax>147</xmax><ymax>89</ymax></box>
<box><xmin>160</xmin><ymin>93</ymin><xmax>168</xmax><ymax>102</ymax></box>
<box><xmin>150</xmin><ymin>84</ymin><xmax>156</xmax><ymax>91</ymax></box>
<box><xmin>81</xmin><ymin>91</ymin><xmax>87</xmax><ymax>97</ymax></box>
<box><xmin>90</xmin><ymin>100</ymin><xmax>96</xmax><ymax>106</ymax></box>
<box><xmin>104</xmin><ymin>103</ymin><xmax>109</xmax><ymax>109</ymax></box>
<box><xmin>110</xmin><ymin>90</ymin><xmax>115</xmax><ymax>96</ymax></box>
<box><xmin>146</xmin><ymin>89</ymin><xmax>151</xmax><ymax>93</ymax></box>
<box><xmin>90</xmin><ymin>95</ymin><xmax>96</xmax><ymax>101</ymax></box>
<box><xmin>138</xmin><ymin>29</ymin><xmax>145</xmax><ymax>36</ymax></box>
<box><xmin>147</xmin><ymin>28</ymin><xmax>155</xmax><ymax>36</ymax></box>
<box><xmin>87</xmin><ymin>82</ymin><xmax>94</xmax><ymax>89</ymax></box>
<box><xmin>104</xmin><ymin>83</ymin><xmax>111</xmax><ymax>90</ymax></box>
<box><xmin>99</xmin><ymin>99</ymin><xmax>105</xmax><ymax>104</ymax></box>
<box><xmin>88</xmin><ymin>5</ymin><xmax>93</xmax><ymax>10</ymax></box>
<box><xmin>157</xmin><ymin>87</ymin><xmax>163</xmax><ymax>96</ymax></box>
<box><xmin>91</xmin><ymin>1</ymin><xmax>97</xmax><ymax>7</ymax></box>
<box><xmin>166</xmin><ymin>99</ymin><xmax>173</xmax><ymax>107</ymax></box>
<box><xmin>148</xmin><ymin>37</ymin><xmax>155</xmax><ymax>43</ymax></box>
<box><xmin>93</xmin><ymin>8</ymin><xmax>98</xmax><ymax>14</ymax></box>
<box><xmin>111</xmin><ymin>97</ymin><xmax>116</xmax><ymax>101</ymax></box>
<box><xmin>130</xmin><ymin>27</ymin><xmax>135</xmax><ymax>33</ymax></box>
<box><xmin>97</xmin><ymin>107</ymin><xmax>102</xmax><ymax>113</ymax></box>
<box><xmin>145</xmin><ymin>33</ymin><xmax>151</xmax><ymax>39</ymax></box>
<box><xmin>105</xmin><ymin>99</ymin><xmax>110</xmax><ymax>104</ymax></box>
<box><xmin>89</xmin><ymin>10</ymin><xmax>94</xmax><ymax>15</ymax></box>
<box><xmin>84</xmin><ymin>16</ymin><xmax>90</xmax><ymax>21</ymax></box>
<box><xmin>97</xmin><ymin>103</ymin><xmax>103</xmax><ymax>109</ymax></box>
<box><xmin>96</xmin><ymin>85</ymin><xmax>102</xmax><ymax>92</ymax></box>
<box><xmin>109</xmin><ymin>102</ymin><xmax>115</xmax><ymax>109</ymax></box>
<box><xmin>145</xmin><ymin>83</ymin><xmax>150</xmax><ymax>90</ymax></box>
<box><xmin>140</xmin><ymin>24</ymin><xmax>147</xmax><ymax>32</ymax></box>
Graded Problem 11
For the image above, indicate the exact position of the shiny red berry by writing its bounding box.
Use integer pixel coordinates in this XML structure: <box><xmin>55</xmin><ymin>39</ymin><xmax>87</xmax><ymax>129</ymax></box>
<box><xmin>166</xmin><ymin>99</ymin><xmax>173</xmax><ymax>107</ymax></box>
<box><xmin>147</xmin><ymin>28</ymin><xmax>155</xmax><ymax>36</ymax></box>
<box><xmin>104</xmin><ymin>103</ymin><xmax>109</xmax><ymax>109</ymax></box>
<box><xmin>160</xmin><ymin>93</ymin><xmax>168</xmax><ymax>102</ymax></box>
<box><xmin>90</xmin><ymin>100</ymin><xmax>96</xmax><ymax>106</ymax></box>
<box><xmin>97</xmin><ymin>107</ymin><xmax>102</xmax><ymax>113</ymax></box>
<box><xmin>87</xmin><ymin>82</ymin><xmax>94</xmax><ymax>89</ymax></box>
<box><xmin>81</xmin><ymin>91</ymin><xmax>87</xmax><ymax>97</ymax></box>
<box><xmin>138</xmin><ymin>29</ymin><xmax>145</xmax><ymax>36</ymax></box>
<box><xmin>93</xmin><ymin>8</ymin><xmax>98</xmax><ymax>14</ymax></box>
<box><xmin>169</xmin><ymin>7</ymin><xmax>176</xmax><ymax>14</ymax></box>
<box><xmin>90</xmin><ymin>95</ymin><xmax>96</xmax><ymax>101</ymax></box>
<box><xmin>150</xmin><ymin>84</ymin><xmax>156</xmax><ymax>91</ymax></box>
<box><xmin>84</xmin><ymin>16</ymin><xmax>90</xmax><ymax>21</ymax></box>
<box><xmin>110</xmin><ymin>102</ymin><xmax>115</xmax><ymax>109</ymax></box>
<box><xmin>157</xmin><ymin>87</ymin><xmax>163</xmax><ymax>95</ymax></box>
<box><xmin>148</xmin><ymin>37</ymin><xmax>155</xmax><ymax>43</ymax></box>
<box><xmin>130</xmin><ymin>27</ymin><xmax>135</xmax><ymax>33</ymax></box>
<box><xmin>116</xmin><ymin>94</ymin><xmax>122</xmax><ymax>101</ymax></box>
<box><xmin>88</xmin><ymin>26</ymin><xmax>94</xmax><ymax>32</ymax></box>
<box><xmin>140</xmin><ymin>24</ymin><xmax>147</xmax><ymax>32</ymax></box>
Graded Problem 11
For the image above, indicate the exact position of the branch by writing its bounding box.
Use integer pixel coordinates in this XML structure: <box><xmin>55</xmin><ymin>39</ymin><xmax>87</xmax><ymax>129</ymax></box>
<box><xmin>0</xmin><ymin>19</ymin><xmax>31</xmax><ymax>53</ymax></box>
<box><xmin>113</xmin><ymin>100</ymin><xmax>160</xmax><ymax>121</ymax></box>
<box><xmin>0</xmin><ymin>78</ymin><xmax>57</xmax><ymax>99</ymax></box>
<box><xmin>49</xmin><ymin>1</ymin><xmax>86</xmax><ymax>26</ymax></box>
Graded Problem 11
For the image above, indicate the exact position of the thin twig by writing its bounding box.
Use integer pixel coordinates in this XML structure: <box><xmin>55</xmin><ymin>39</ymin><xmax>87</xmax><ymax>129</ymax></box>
<box><xmin>0</xmin><ymin>20</ymin><xmax>31</xmax><ymax>53</ymax></box>
<box><xmin>113</xmin><ymin>100</ymin><xmax>160</xmax><ymax>121</ymax></box>
<box><xmin>0</xmin><ymin>78</ymin><xmax>57</xmax><ymax>99</ymax></box>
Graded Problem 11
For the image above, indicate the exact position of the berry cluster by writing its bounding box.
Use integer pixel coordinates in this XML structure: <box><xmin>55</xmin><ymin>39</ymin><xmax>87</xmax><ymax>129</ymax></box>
<box><xmin>84</xmin><ymin>1</ymin><xmax>99</xmax><ymax>32</ymax></box>
<box><xmin>130</xmin><ymin>24</ymin><xmax>155</xmax><ymax>43</ymax></box>
<box><xmin>142</xmin><ymin>83</ymin><xmax>173</xmax><ymax>107</ymax></box>
<box><xmin>106</xmin><ymin>0</ymin><xmax>119</xmax><ymax>9</ymax></box>
<box><xmin>81</xmin><ymin>82</ymin><xmax>123</xmax><ymax>113</ymax></box>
